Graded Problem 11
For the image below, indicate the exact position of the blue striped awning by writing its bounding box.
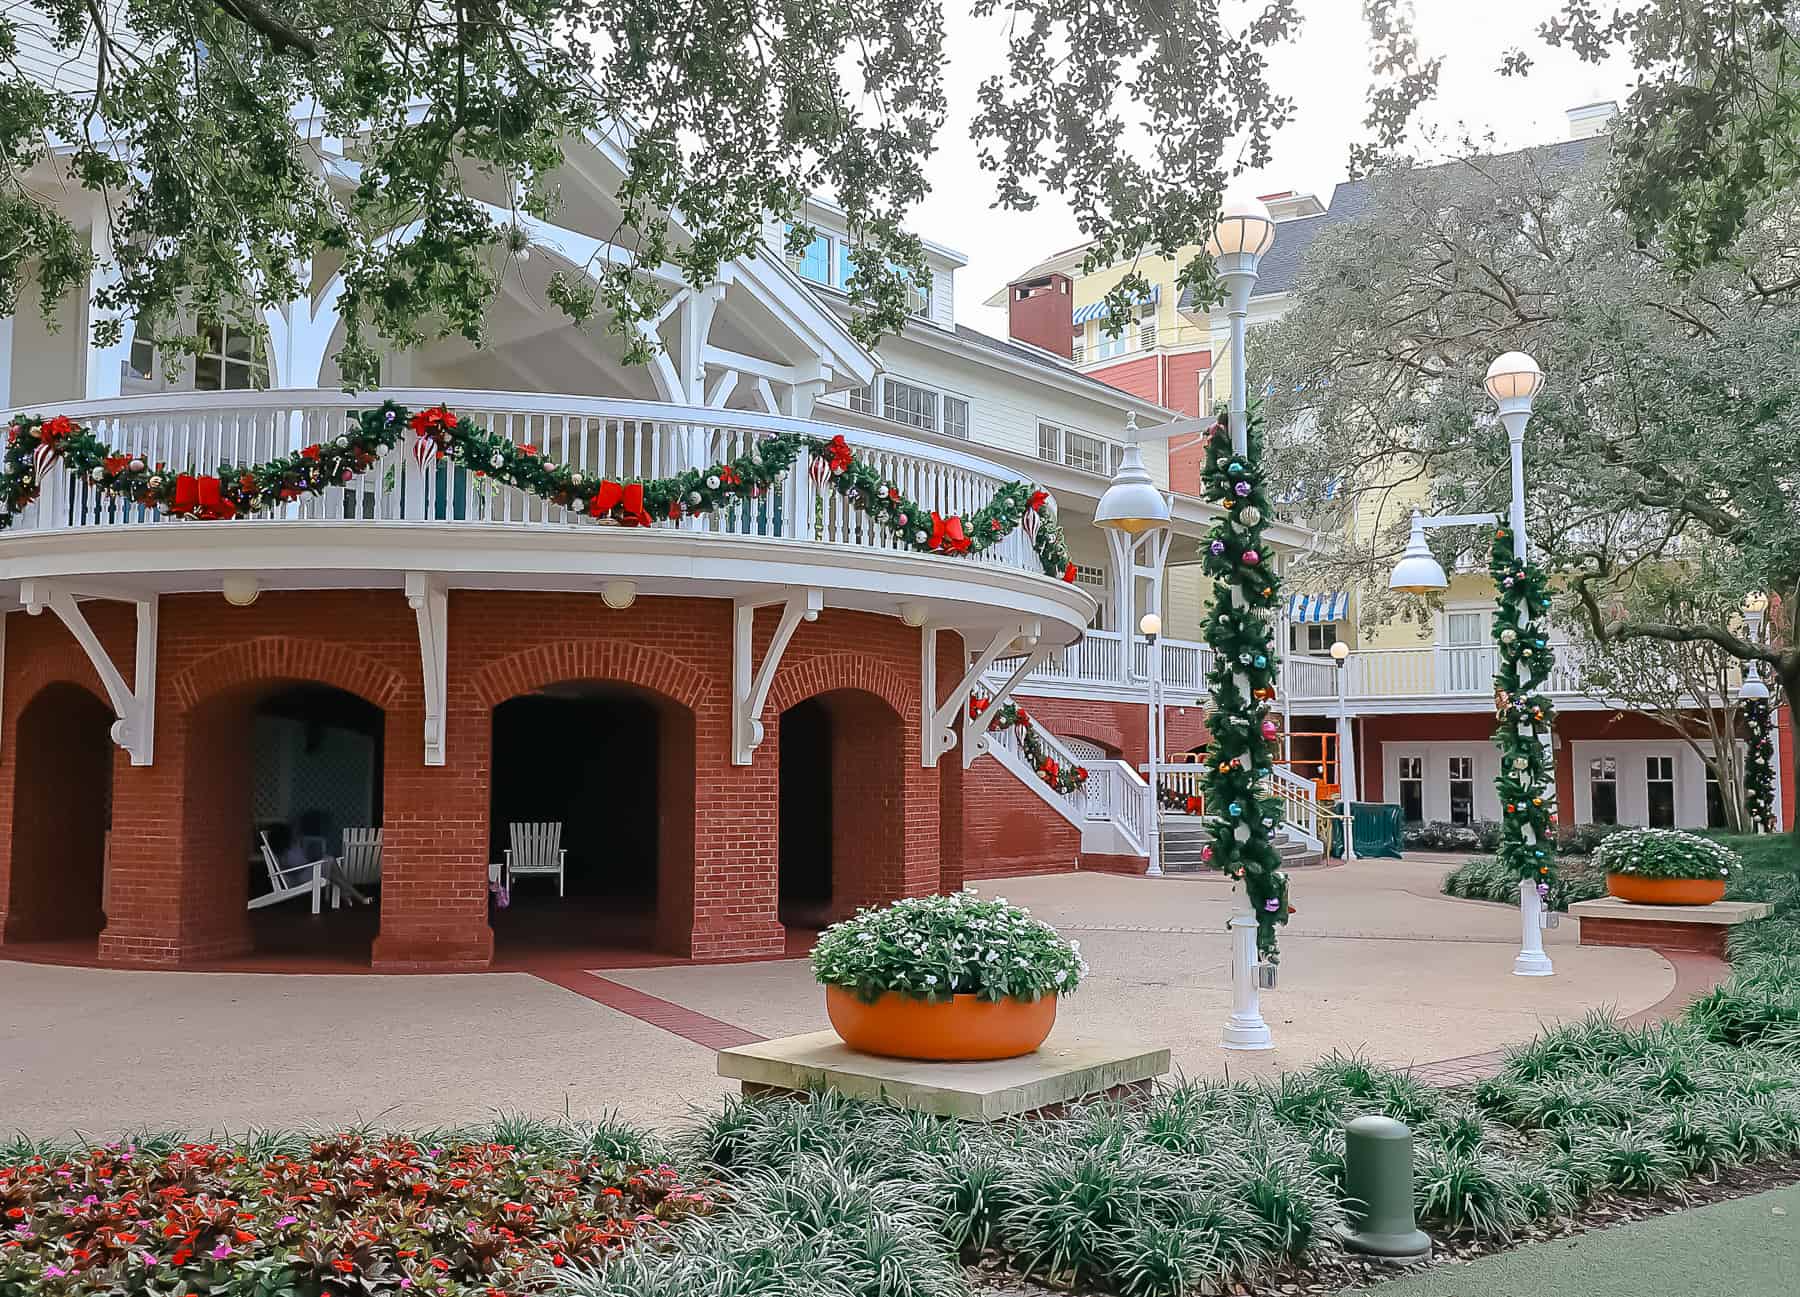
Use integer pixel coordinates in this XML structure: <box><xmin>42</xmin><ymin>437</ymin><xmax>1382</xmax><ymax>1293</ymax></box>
<box><xmin>1286</xmin><ymin>592</ymin><xmax>1348</xmax><ymax>624</ymax></box>
<box><xmin>1071</xmin><ymin>285</ymin><xmax>1160</xmax><ymax>326</ymax></box>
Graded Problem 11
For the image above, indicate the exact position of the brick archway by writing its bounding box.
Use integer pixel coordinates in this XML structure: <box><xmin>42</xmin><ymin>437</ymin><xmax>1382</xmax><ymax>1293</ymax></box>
<box><xmin>472</xmin><ymin>642</ymin><xmax>710</xmax><ymax>713</ymax></box>
<box><xmin>766</xmin><ymin>652</ymin><xmax>918</xmax><ymax>724</ymax></box>
<box><xmin>475</xmin><ymin>645</ymin><xmax>705</xmax><ymax>958</ymax></box>
<box><xmin>1</xmin><ymin>681</ymin><xmax>115</xmax><ymax>945</ymax></box>
<box><xmin>168</xmin><ymin>637</ymin><xmax>408</xmax><ymax>713</ymax></box>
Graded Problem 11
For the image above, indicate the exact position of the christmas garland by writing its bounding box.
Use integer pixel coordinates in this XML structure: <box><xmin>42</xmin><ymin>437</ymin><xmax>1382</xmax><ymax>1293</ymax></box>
<box><xmin>1197</xmin><ymin>410</ymin><xmax>1290</xmax><ymax>960</ymax></box>
<box><xmin>1158</xmin><ymin>783</ymin><xmax>1204</xmax><ymax>815</ymax></box>
<box><xmin>1745</xmin><ymin>697</ymin><xmax>1778</xmax><ymax>834</ymax></box>
<box><xmin>1489</xmin><ymin>527</ymin><xmax>1559</xmax><ymax>894</ymax></box>
<box><xmin>0</xmin><ymin>403</ymin><xmax>1079</xmax><ymax>581</ymax></box>
<box><xmin>967</xmin><ymin>695</ymin><xmax>1090</xmax><ymax>794</ymax></box>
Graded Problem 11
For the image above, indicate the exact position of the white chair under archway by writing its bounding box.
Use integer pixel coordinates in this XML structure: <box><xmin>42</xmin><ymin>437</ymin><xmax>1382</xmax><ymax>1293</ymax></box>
<box><xmin>332</xmin><ymin>828</ymin><xmax>383</xmax><ymax>908</ymax></box>
<box><xmin>253</xmin><ymin>832</ymin><xmax>330</xmax><ymax>914</ymax></box>
<box><xmin>506</xmin><ymin>821</ymin><xmax>567</xmax><ymax>897</ymax></box>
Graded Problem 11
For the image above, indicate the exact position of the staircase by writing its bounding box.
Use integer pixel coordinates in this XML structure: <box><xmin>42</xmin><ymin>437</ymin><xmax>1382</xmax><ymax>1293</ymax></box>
<box><xmin>1159</xmin><ymin>817</ymin><xmax>1324</xmax><ymax>874</ymax></box>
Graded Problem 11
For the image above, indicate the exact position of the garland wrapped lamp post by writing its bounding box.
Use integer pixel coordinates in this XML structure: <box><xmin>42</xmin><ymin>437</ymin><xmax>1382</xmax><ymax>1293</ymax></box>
<box><xmin>1206</xmin><ymin>194</ymin><xmax>1280</xmax><ymax>1050</ymax></box>
<box><xmin>1390</xmin><ymin>351</ymin><xmax>1556</xmax><ymax>977</ymax></box>
<box><xmin>1740</xmin><ymin>592</ymin><xmax>1777</xmax><ymax>834</ymax></box>
<box><xmin>1095</xmin><ymin>425</ymin><xmax>1173</xmax><ymax>877</ymax></box>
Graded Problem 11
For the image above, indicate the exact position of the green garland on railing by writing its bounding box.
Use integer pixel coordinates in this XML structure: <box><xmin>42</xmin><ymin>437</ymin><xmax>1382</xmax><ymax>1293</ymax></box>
<box><xmin>0</xmin><ymin>402</ymin><xmax>1080</xmax><ymax>582</ymax></box>
<box><xmin>1198</xmin><ymin>408</ymin><xmax>1290</xmax><ymax>960</ymax></box>
<box><xmin>967</xmin><ymin>695</ymin><xmax>1090</xmax><ymax>794</ymax></box>
<box><xmin>1745</xmin><ymin>697</ymin><xmax>1778</xmax><ymax>834</ymax></box>
<box><xmin>1489</xmin><ymin>526</ymin><xmax>1559</xmax><ymax>894</ymax></box>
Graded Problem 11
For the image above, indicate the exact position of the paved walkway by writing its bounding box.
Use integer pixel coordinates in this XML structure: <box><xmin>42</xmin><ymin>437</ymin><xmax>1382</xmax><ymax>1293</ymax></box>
<box><xmin>1</xmin><ymin>859</ymin><xmax>1681</xmax><ymax>1136</ymax></box>
<box><xmin>1354</xmin><ymin>1184</ymin><xmax>1800</xmax><ymax>1295</ymax></box>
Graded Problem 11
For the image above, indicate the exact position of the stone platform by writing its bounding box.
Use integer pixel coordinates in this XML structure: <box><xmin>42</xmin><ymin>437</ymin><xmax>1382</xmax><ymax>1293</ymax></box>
<box><xmin>716</xmin><ymin>1030</ymin><xmax>1171</xmax><ymax>1120</ymax></box>
<box><xmin>1570</xmin><ymin>897</ymin><xmax>1773</xmax><ymax>959</ymax></box>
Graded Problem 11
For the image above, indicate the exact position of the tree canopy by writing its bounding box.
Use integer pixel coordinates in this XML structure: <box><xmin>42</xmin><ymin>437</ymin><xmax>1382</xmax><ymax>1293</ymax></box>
<box><xmin>0</xmin><ymin>0</ymin><xmax>1309</xmax><ymax>388</ymax></box>
<box><xmin>1253</xmin><ymin>140</ymin><xmax>1800</xmax><ymax>754</ymax></box>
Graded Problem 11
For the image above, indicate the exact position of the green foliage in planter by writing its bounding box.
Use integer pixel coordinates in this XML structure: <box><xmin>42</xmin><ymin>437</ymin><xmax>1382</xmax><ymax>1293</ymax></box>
<box><xmin>1440</xmin><ymin>855</ymin><xmax>1605</xmax><ymax>910</ymax></box>
<box><xmin>809</xmin><ymin>890</ymin><xmax>1087</xmax><ymax>1003</ymax></box>
<box><xmin>1593</xmin><ymin>827</ymin><xmax>1742</xmax><ymax>882</ymax></box>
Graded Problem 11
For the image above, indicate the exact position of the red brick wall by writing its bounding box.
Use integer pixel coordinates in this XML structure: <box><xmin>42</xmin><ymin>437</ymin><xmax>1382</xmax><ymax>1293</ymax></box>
<box><xmin>962</xmin><ymin>756</ymin><xmax>1081</xmax><ymax>878</ymax></box>
<box><xmin>0</xmin><ymin>592</ymin><xmax>945</xmax><ymax>969</ymax></box>
<box><xmin>1013</xmin><ymin>693</ymin><xmax>1210</xmax><ymax>767</ymax></box>
<box><xmin>2</xmin><ymin>683</ymin><xmax>113</xmax><ymax>940</ymax></box>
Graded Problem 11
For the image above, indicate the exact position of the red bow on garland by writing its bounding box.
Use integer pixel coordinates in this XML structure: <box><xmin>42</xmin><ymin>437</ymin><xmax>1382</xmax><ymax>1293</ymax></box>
<box><xmin>169</xmin><ymin>474</ymin><xmax>237</xmax><ymax>520</ymax></box>
<box><xmin>1028</xmin><ymin>489</ymin><xmax>1049</xmax><ymax>513</ymax></box>
<box><xmin>824</xmin><ymin>435</ymin><xmax>854</xmax><ymax>474</ymax></box>
<box><xmin>929</xmin><ymin>511</ymin><xmax>970</xmax><ymax>553</ymax></box>
<box><xmin>38</xmin><ymin>415</ymin><xmax>74</xmax><ymax>442</ymax></box>
<box><xmin>1186</xmin><ymin>795</ymin><xmax>1202</xmax><ymax>815</ymax></box>
<box><xmin>104</xmin><ymin>455</ymin><xmax>133</xmax><ymax>476</ymax></box>
<box><xmin>591</xmin><ymin>480</ymin><xmax>653</xmax><ymax>527</ymax></box>
<box><xmin>1062</xmin><ymin>562</ymin><xmax>1077</xmax><ymax>583</ymax></box>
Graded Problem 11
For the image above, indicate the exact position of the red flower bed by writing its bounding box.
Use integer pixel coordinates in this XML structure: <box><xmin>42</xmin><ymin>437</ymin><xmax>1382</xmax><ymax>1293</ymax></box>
<box><xmin>0</xmin><ymin>1134</ymin><xmax>715</xmax><ymax>1295</ymax></box>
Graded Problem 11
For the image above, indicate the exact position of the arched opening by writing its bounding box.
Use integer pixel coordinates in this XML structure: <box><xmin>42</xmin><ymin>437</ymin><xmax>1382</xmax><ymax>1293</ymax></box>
<box><xmin>184</xmin><ymin>681</ymin><xmax>386</xmax><ymax>965</ymax></box>
<box><xmin>778</xmin><ymin>689</ymin><xmax>903</xmax><ymax>933</ymax></box>
<box><xmin>4</xmin><ymin>684</ymin><xmax>115</xmax><ymax>950</ymax></box>
<box><xmin>488</xmin><ymin>681</ymin><xmax>695</xmax><ymax>958</ymax></box>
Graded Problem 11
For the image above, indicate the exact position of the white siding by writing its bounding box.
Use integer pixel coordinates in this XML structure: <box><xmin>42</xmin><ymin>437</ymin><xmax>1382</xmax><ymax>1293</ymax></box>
<box><xmin>930</xmin><ymin>268</ymin><xmax>955</xmax><ymax>330</ymax></box>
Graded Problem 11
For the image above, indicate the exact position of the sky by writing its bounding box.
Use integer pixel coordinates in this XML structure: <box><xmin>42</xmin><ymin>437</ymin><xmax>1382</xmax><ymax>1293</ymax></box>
<box><xmin>915</xmin><ymin>0</ymin><xmax>1637</xmax><ymax>330</ymax></box>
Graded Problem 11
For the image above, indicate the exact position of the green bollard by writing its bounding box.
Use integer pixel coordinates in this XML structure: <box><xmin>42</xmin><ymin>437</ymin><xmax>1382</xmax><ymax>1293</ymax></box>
<box><xmin>1336</xmin><ymin>1115</ymin><xmax>1431</xmax><ymax>1262</ymax></box>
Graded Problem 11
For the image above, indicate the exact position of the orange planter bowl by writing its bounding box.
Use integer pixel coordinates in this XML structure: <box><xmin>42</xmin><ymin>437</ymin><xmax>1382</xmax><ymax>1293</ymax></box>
<box><xmin>824</xmin><ymin>985</ymin><xmax>1057</xmax><ymax>1061</ymax></box>
<box><xmin>1606</xmin><ymin>874</ymin><xmax>1726</xmax><ymax>906</ymax></box>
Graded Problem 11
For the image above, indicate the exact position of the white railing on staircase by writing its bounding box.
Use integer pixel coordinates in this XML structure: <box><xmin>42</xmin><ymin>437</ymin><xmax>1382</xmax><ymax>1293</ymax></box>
<box><xmin>983</xmin><ymin>717</ymin><xmax>1087</xmax><ymax>828</ymax></box>
<box><xmin>1270</xmin><ymin>764</ymin><xmax>1324</xmax><ymax>849</ymax></box>
<box><xmin>1084</xmin><ymin>758</ymin><xmax>1149</xmax><ymax>856</ymax></box>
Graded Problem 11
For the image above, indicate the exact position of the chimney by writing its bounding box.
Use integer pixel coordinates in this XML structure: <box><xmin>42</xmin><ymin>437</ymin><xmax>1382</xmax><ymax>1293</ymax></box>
<box><xmin>1565</xmin><ymin>100</ymin><xmax>1619</xmax><ymax>140</ymax></box>
<box><xmin>1005</xmin><ymin>272</ymin><xmax>1075</xmax><ymax>359</ymax></box>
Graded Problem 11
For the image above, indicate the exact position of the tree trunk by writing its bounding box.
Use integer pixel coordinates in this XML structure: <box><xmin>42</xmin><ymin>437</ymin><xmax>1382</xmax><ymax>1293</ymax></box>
<box><xmin>1782</xmin><ymin>660</ymin><xmax>1800</xmax><ymax>862</ymax></box>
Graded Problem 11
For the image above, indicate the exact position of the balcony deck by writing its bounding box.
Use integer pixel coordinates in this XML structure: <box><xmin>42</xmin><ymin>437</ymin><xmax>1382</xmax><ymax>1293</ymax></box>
<box><xmin>0</xmin><ymin>389</ymin><xmax>1093</xmax><ymax>641</ymax></box>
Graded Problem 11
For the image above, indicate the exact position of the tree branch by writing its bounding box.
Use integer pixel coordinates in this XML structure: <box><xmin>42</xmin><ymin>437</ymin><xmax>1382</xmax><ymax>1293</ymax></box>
<box><xmin>209</xmin><ymin>0</ymin><xmax>320</xmax><ymax>59</ymax></box>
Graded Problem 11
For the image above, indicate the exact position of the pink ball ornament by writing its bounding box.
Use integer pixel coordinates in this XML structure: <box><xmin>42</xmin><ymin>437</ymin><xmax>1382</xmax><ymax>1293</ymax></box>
<box><xmin>1201</xmin><ymin>845</ymin><xmax>1213</xmax><ymax>862</ymax></box>
<box><xmin>1242</xmin><ymin>549</ymin><xmax>1260</xmax><ymax>565</ymax></box>
<box><xmin>1261</xmin><ymin>719</ymin><xmax>1279</xmax><ymax>739</ymax></box>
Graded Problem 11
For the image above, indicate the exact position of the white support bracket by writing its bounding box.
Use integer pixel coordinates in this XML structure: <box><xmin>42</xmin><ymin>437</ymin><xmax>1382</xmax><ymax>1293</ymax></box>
<box><xmin>733</xmin><ymin>587</ymin><xmax>823</xmax><ymax>764</ymax></box>
<box><xmin>405</xmin><ymin>573</ymin><xmax>449</xmax><ymax>766</ymax></box>
<box><xmin>19</xmin><ymin>581</ymin><xmax>157</xmax><ymax>765</ymax></box>
<box><xmin>921</xmin><ymin>620</ymin><xmax>1042</xmax><ymax>768</ymax></box>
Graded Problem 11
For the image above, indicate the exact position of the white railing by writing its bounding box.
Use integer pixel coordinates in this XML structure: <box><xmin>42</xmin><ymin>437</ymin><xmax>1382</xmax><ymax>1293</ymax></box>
<box><xmin>1270</xmin><ymin>765</ymin><xmax>1323</xmax><ymax>848</ymax></box>
<box><xmin>1158</xmin><ymin>764</ymin><xmax>1207</xmax><ymax>808</ymax></box>
<box><xmin>1084</xmin><ymin>758</ymin><xmax>1149</xmax><ymax>854</ymax></box>
<box><xmin>995</xmin><ymin>630</ymin><xmax>1213</xmax><ymax>697</ymax></box>
<box><xmin>5</xmin><ymin>387</ymin><xmax>1049</xmax><ymax>577</ymax></box>
<box><xmin>985</xmin><ymin>716</ymin><xmax>1087</xmax><ymax>826</ymax></box>
<box><xmin>1284</xmin><ymin>643</ymin><xmax>1588</xmax><ymax>702</ymax></box>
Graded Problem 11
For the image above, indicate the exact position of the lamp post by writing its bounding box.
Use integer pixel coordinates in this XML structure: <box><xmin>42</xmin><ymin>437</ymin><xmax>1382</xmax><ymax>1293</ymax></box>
<box><xmin>1331</xmin><ymin>639</ymin><xmax>1358</xmax><ymax>860</ymax></box>
<box><xmin>1390</xmin><ymin>350</ymin><xmax>1552</xmax><ymax>978</ymax></box>
<box><xmin>1096</xmin><ymin>429</ymin><xmax>1173</xmax><ymax>875</ymax></box>
<box><xmin>1142</xmin><ymin>611</ymin><xmax>1165</xmax><ymax>876</ymax></box>
<box><xmin>1208</xmin><ymin>193</ymin><xmax>1277</xmax><ymax>1052</ymax></box>
<box><xmin>1742</xmin><ymin>592</ymin><xmax>1771</xmax><ymax>701</ymax></box>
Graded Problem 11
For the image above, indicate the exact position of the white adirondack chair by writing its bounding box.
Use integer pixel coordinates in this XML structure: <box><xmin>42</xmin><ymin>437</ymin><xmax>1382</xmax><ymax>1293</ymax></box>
<box><xmin>331</xmin><ymin>828</ymin><xmax>383</xmax><ymax>909</ymax></box>
<box><xmin>506</xmin><ymin>821</ymin><xmax>566</xmax><ymax>897</ymax></box>
<box><xmin>253</xmin><ymin>831</ymin><xmax>328</xmax><ymax>914</ymax></box>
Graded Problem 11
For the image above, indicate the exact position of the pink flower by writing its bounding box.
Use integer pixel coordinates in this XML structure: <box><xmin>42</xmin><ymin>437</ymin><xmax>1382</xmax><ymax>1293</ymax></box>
<box><xmin>275</xmin><ymin>1215</ymin><xmax>298</xmax><ymax>1227</ymax></box>
<box><xmin>210</xmin><ymin>1241</ymin><xmax>233</xmax><ymax>1259</ymax></box>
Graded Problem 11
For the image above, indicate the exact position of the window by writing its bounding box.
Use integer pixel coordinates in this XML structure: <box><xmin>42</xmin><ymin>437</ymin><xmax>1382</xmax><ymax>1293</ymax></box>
<box><xmin>1073</xmin><ymin>564</ymin><xmax>1108</xmax><ymax>628</ymax></box>
<box><xmin>1447</xmin><ymin>755</ymin><xmax>1475</xmax><ymax>826</ymax></box>
<box><xmin>1398</xmin><ymin>756</ymin><xmax>1424</xmax><ymax>824</ymax></box>
<box><xmin>1064</xmin><ymin>430</ymin><xmax>1107</xmax><ymax>474</ymax></box>
<box><xmin>786</xmin><ymin>227</ymin><xmax>833</xmax><ymax>285</ymax></box>
<box><xmin>1590</xmin><ymin>756</ymin><xmax>1618</xmax><ymax>825</ymax></box>
<box><xmin>1706</xmin><ymin>768</ymin><xmax>1728</xmax><ymax>830</ymax></box>
<box><xmin>194</xmin><ymin>319</ymin><xmax>268</xmax><ymax>391</ymax></box>
<box><xmin>1647</xmin><ymin>755</ymin><xmax>1676</xmax><ymax>828</ymax></box>
<box><xmin>942</xmin><ymin>396</ymin><xmax>969</xmax><ymax>440</ymax></box>
<box><xmin>1092</xmin><ymin>324</ymin><xmax>1128</xmax><ymax>361</ymax></box>
<box><xmin>126</xmin><ymin>330</ymin><xmax>156</xmax><ymax>382</ymax></box>
<box><xmin>1445</xmin><ymin>611</ymin><xmax>1484</xmax><ymax>646</ymax></box>
<box><xmin>848</xmin><ymin>385</ymin><xmax>877</xmax><ymax>416</ymax></box>
<box><xmin>1293</xmin><ymin>622</ymin><xmax>1341</xmax><ymax>655</ymax></box>
<box><xmin>1038</xmin><ymin>422</ymin><xmax>1117</xmax><ymax>473</ymax></box>
<box><xmin>837</xmin><ymin>242</ymin><xmax>856</xmax><ymax>289</ymax></box>
<box><xmin>882</xmin><ymin>378</ymin><xmax>937</xmax><ymax>432</ymax></box>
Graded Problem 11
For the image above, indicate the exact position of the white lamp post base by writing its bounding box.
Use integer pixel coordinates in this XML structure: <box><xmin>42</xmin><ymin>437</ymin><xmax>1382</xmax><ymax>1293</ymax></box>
<box><xmin>1513</xmin><ymin>879</ymin><xmax>1554</xmax><ymax>977</ymax></box>
<box><xmin>1222</xmin><ymin>909</ymin><xmax>1274</xmax><ymax>1050</ymax></box>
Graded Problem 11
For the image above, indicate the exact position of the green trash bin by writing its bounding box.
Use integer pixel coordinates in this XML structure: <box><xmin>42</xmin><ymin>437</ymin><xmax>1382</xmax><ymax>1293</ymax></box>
<box><xmin>1328</xmin><ymin>802</ymin><xmax>1404</xmax><ymax>859</ymax></box>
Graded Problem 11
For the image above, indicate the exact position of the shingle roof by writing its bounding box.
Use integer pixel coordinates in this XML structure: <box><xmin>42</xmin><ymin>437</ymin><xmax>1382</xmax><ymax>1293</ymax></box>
<box><xmin>1177</xmin><ymin>135</ymin><xmax>1607</xmax><ymax>314</ymax></box>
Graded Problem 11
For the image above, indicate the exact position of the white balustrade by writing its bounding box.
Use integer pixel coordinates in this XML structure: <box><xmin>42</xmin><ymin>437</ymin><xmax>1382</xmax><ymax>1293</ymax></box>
<box><xmin>6</xmin><ymin>388</ymin><xmax>1048</xmax><ymax>579</ymax></box>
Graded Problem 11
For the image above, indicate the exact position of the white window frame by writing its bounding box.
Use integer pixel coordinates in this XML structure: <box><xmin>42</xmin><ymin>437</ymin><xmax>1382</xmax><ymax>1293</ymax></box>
<box><xmin>1293</xmin><ymin>622</ymin><xmax>1342</xmax><ymax>655</ymax></box>
<box><xmin>1396</xmin><ymin>754</ymin><xmax>1425</xmax><ymax>824</ymax></box>
<box><xmin>1446</xmin><ymin>755</ymin><xmax>1476</xmax><ymax>826</ymax></box>
<box><xmin>1038</xmin><ymin>421</ymin><xmax>1119</xmax><ymax>474</ymax></box>
<box><xmin>849</xmin><ymin>377</ymin><xmax>970</xmax><ymax>437</ymax></box>
<box><xmin>120</xmin><ymin>315</ymin><xmax>269</xmax><ymax>394</ymax></box>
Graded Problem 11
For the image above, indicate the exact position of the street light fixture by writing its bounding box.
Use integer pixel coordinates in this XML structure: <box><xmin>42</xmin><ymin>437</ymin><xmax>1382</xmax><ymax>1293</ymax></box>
<box><xmin>1387</xmin><ymin>350</ymin><xmax>1553</xmax><ymax>979</ymax></box>
<box><xmin>1741</xmin><ymin>592</ymin><xmax>1771</xmax><ymax>701</ymax></box>
<box><xmin>1330</xmin><ymin>640</ymin><xmax>1358</xmax><ymax>860</ymax></box>
<box><xmin>1094</xmin><ymin>438</ymin><xmax>1172</xmax><ymax>535</ymax></box>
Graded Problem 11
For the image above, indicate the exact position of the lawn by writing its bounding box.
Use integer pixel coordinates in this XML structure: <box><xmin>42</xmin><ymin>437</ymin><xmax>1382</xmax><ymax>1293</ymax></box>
<box><xmin>1705</xmin><ymin>831</ymin><xmax>1800</xmax><ymax>875</ymax></box>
